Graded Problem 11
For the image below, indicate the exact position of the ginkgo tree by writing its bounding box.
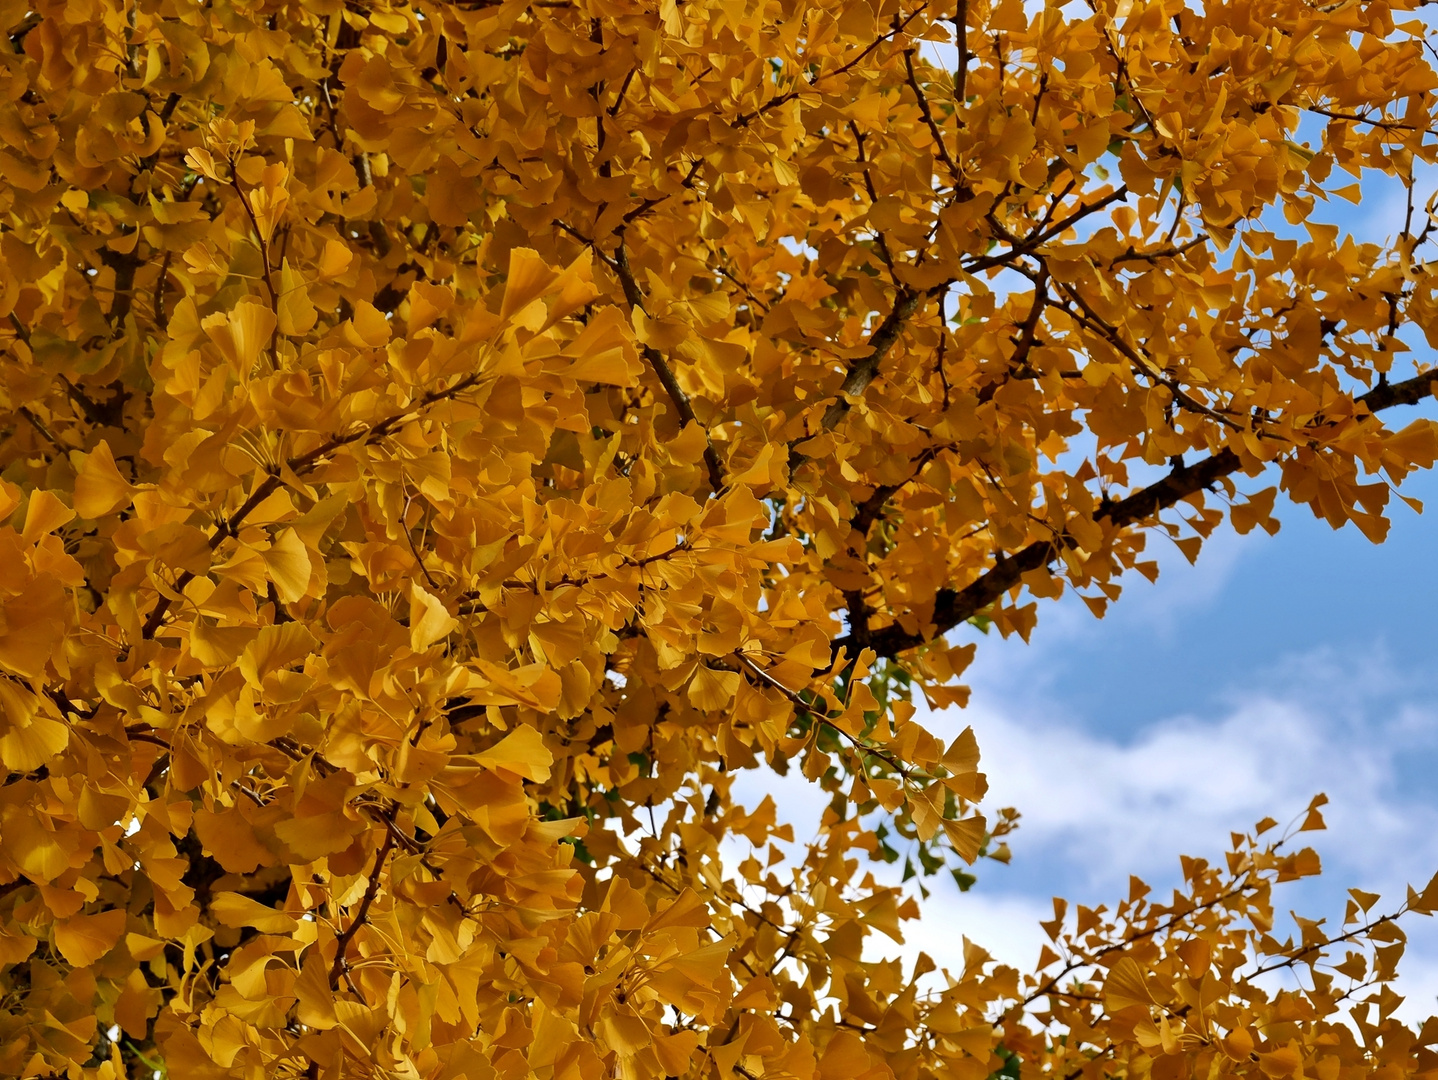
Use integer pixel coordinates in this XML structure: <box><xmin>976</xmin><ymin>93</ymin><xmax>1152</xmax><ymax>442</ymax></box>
<box><xmin>2</xmin><ymin>0</ymin><xmax>1438</xmax><ymax>1075</ymax></box>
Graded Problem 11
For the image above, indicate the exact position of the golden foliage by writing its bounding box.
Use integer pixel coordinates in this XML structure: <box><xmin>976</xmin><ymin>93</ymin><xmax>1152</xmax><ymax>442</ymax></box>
<box><xmin>0</xmin><ymin>0</ymin><xmax>1436</xmax><ymax>1075</ymax></box>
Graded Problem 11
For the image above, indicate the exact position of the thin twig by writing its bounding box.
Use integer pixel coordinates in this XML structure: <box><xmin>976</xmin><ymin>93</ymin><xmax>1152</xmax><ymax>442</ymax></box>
<box><xmin>613</xmin><ymin>243</ymin><xmax>726</xmax><ymax>491</ymax></box>
<box><xmin>732</xmin><ymin>651</ymin><xmax>914</xmax><ymax>781</ymax></box>
<box><xmin>903</xmin><ymin>48</ymin><xmax>961</xmax><ymax>183</ymax></box>
<box><xmin>227</xmin><ymin>160</ymin><xmax>282</xmax><ymax>368</ymax></box>
<box><xmin>1246</xmin><ymin>908</ymin><xmax>1406</xmax><ymax>980</ymax></box>
<box><xmin>328</xmin><ymin>824</ymin><xmax>397</xmax><ymax>989</ymax></box>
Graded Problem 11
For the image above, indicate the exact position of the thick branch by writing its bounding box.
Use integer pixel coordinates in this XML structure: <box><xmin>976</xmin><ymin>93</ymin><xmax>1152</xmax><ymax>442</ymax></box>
<box><xmin>1357</xmin><ymin>369</ymin><xmax>1438</xmax><ymax>412</ymax></box>
<box><xmin>952</xmin><ymin>0</ymin><xmax>969</xmax><ymax>111</ymax></box>
<box><xmin>839</xmin><ymin>367</ymin><xmax>1438</xmax><ymax>659</ymax></box>
<box><xmin>100</xmin><ymin>244</ymin><xmax>140</xmax><ymax>333</ymax></box>
<box><xmin>821</xmin><ymin>289</ymin><xmax>925</xmax><ymax>431</ymax></box>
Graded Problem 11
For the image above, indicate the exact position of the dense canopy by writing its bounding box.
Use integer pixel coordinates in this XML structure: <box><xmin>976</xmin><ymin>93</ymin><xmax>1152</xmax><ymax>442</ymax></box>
<box><xmin>2</xmin><ymin>0</ymin><xmax>1438</xmax><ymax>1075</ymax></box>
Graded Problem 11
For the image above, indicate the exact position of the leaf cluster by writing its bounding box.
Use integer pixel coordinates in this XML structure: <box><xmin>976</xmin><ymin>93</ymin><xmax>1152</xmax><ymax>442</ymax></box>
<box><xmin>0</xmin><ymin>0</ymin><xmax>1437</xmax><ymax>1075</ymax></box>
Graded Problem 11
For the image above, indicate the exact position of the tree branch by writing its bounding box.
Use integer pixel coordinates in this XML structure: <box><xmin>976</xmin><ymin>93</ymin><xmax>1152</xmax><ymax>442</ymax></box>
<box><xmin>978</xmin><ymin>269</ymin><xmax>1048</xmax><ymax>403</ymax></box>
<box><xmin>952</xmin><ymin>0</ymin><xmax>970</xmax><ymax>113</ymax></box>
<box><xmin>965</xmin><ymin>187</ymin><xmax>1130</xmax><ymax>274</ymax></box>
<box><xmin>1051</xmin><ymin>277</ymin><xmax>1242</xmax><ymax>431</ymax></box>
<box><xmin>141</xmin><ymin>473</ymin><xmax>284</xmax><ymax>639</ymax></box>
<box><xmin>838</xmin><ymin>366</ymin><xmax>1438</xmax><ymax>659</ymax></box>
<box><xmin>1023</xmin><ymin>880</ymin><xmax>1256</xmax><ymax>1007</ymax></box>
<box><xmin>903</xmin><ymin>48</ymin><xmax>960</xmax><ymax>183</ymax></box>
<box><xmin>851</xmin><ymin>446</ymin><xmax>941</xmax><ymax>536</ymax></box>
<box><xmin>613</xmin><ymin>243</ymin><xmax>726</xmax><ymax>491</ymax></box>
<box><xmin>820</xmin><ymin>289</ymin><xmax>926</xmax><ymax>431</ymax></box>
<box><xmin>848</xmin><ymin>121</ymin><xmax>898</xmax><ymax>275</ymax></box>
<box><xmin>228</xmin><ymin>166</ymin><xmax>282</xmax><ymax>369</ymax></box>
<box><xmin>1246</xmin><ymin>907</ymin><xmax>1405</xmax><ymax>980</ymax></box>
<box><xmin>732</xmin><ymin>5</ymin><xmax>930</xmax><ymax>129</ymax></box>
<box><xmin>141</xmin><ymin>371</ymin><xmax>487</xmax><ymax>639</ymax></box>
<box><xmin>1302</xmin><ymin>104</ymin><xmax>1430</xmax><ymax>134</ymax></box>
<box><xmin>16</xmin><ymin>407</ymin><xmax>64</xmax><ymax>452</ymax></box>
<box><xmin>328</xmin><ymin>824</ymin><xmax>396</xmax><ymax>988</ymax></box>
<box><xmin>732</xmin><ymin>651</ymin><xmax>916</xmax><ymax>781</ymax></box>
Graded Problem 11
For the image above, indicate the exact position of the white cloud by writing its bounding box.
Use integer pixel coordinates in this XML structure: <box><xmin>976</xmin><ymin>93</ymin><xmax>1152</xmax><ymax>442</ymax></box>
<box><xmin>949</xmin><ymin>647</ymin><xmax>1438</xmax><ymax>895</ymax></box>
<box><xmin>884</xmin><ymin>889</ymin><xmax>1054</xmax><ymax>982</ymax></box>
<box><xmin>921</xmin><ymin>644</ymin><xmax>1438</xmax><ymax>1022</ymax></box>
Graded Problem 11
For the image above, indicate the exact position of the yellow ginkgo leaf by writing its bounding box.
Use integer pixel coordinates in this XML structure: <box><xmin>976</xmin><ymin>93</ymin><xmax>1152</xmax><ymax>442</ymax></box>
<box><xmin>21</xmin><ymin>490</ymin><xmax>75</xmax><ymax>542</ymax></box>
<box><xmin>474</xmin><ymin>724</ymin><xmax>553</xmax><ymax>783</ymax></box>
<box><xmin>277</xmin><ymin>262</ymin><xmax>318</xmax><ymax>337</ymax></box>
<box><xmin>1104</xmin><ymin>956</ymin><xmax>1156</xmax><ymax>1012</ymax></box>
<box><xmin>238</xmin><ymin>623</ymin><xmax>318</xmax><ymax>687</ymax></box>
<box><xmin>294</xmin><ymin>947</ymin><xmax>338</xmax><ymax>1030</ymax></box>
<box><xmin>499</xmin><ymin>248</ymin><xmax>558</xmax><ymax>321</ymax></box>
<box><xmin>263</xmin><ymin>527</ymin><xmax>312</xmax><ymax>604</ymax></box>
<box><xmin>209</xmin><ymin>892</ymin><xmax>299</xmax><ymax>933</ymax></box>
<box><xmin>53</xmin><ymin>910</ymin><xmax>126</xmax><ymax>967</ymax></box>
<box><xmin>72</xmin><ymin>440</ymin><xmax>136</xmax><ymax>519</ymax></box>
<box><xmin>688</xmin><ymin>666</ymin><xmax>740</xmax><ymax>711</ymax></box>
<box><xmin>192</xmin><ymin>808</ymin><xmax>273</xmax><ymax>875</ymax></box>
<box><xmin>0</xmin><ymin>713</ymin><xmax>69</xmax><ymax>772</ymax></box>
<box><xmin>189</xmin><ymin>622</ymin><xmax>258</xmax><ymax>667</ymax></box>
<box><xmin>409</xmin><ymin>583</ymin><xmax>457</xmax><ymax>652</ymax></box>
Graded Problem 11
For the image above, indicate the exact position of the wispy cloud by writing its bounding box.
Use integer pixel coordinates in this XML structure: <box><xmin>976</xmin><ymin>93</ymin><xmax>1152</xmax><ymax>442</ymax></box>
<box><xmin>952</xmin><ymin>645</ymin><xmax>1438</xmax><ymax>896</ymax></box>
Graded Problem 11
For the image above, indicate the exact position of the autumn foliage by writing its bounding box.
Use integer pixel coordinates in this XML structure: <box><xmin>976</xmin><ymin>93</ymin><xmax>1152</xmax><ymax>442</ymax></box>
<box><xmin>3</xmin><ymin>0</ymin><xmax>1438</xmax><ymax>1075</ymax></box>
